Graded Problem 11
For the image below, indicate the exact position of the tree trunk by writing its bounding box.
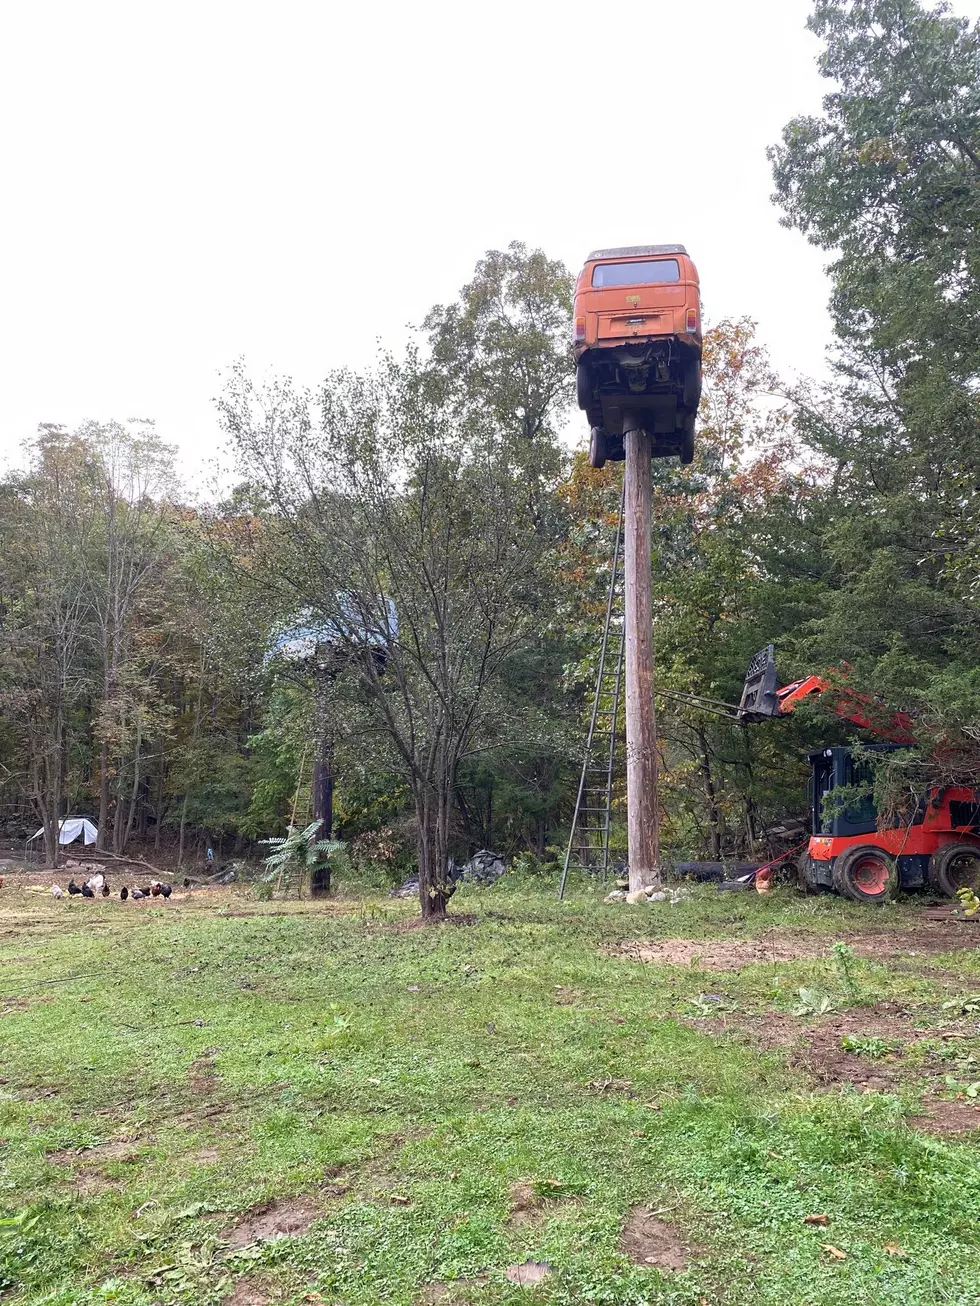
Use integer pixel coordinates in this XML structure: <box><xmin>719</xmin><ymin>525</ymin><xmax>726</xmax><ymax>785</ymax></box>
<box><xmin>416</xmin><ymin>776</ymin><xmax>454</xmax><ymax>920</ymax></box>
<box><xmin>311</xmin><ymin>667</ymin><xmax>334</xmax><ymax>896</ymax></box>
<box><xmin>696</xmin><ymin>727</ymin><xmax>723</xmax><ymax>859</ymax></box>
<box><xmin>97</xmin><ymin>739</ymin><xmax>110</xmax><ymax>850</ymax></box>
<box><xmin>177</xmin><ymin>794</ymin><xmax>188</xmax><ymax>867</ymax></box>
<box><xmin>623</xmin><ymin>420</ymin><xmax>661</xmax><ymax>891</ymax></box>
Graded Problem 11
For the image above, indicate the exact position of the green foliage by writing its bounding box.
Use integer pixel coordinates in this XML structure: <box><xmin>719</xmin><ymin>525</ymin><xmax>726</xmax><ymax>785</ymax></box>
<box><xmin>840</xmin><ymin>1034</ymin><xmax>892</xmax><ymax>1058</ymax></box>
<box><xmin>832</xmin><ymin>941</ymin><xmax>861</xmax><ymax>1002</ymax></box>
<box><xmin>260</xmin><ymin>820</ymin><xmax>344</xmax><ymax>894</ymax></box>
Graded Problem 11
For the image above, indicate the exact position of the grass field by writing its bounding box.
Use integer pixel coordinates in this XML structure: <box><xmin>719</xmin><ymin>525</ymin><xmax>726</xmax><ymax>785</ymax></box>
<box><xmin>2</xmin><ymin>875</ymin><xmax>979</xmax><ymax>1305</ymax></box>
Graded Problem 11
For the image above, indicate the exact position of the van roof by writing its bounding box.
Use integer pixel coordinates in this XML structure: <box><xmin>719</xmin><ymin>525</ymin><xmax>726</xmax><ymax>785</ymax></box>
<box><xmin>586</xmin><ymin>244</ymin><xmax>687</xmax><ymax>261</ymax></box>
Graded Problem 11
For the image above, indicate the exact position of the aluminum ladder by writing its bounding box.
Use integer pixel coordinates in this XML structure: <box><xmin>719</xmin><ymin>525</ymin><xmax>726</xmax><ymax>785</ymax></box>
<box><xmin>558</xmin><ymin>480</ymin><xmax>626</xmax><ymax>899</ymax></box>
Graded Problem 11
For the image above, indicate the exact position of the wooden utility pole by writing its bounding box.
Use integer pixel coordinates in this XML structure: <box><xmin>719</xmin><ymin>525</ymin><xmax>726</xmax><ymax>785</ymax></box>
<box><xmin>623</xmin><ymin>417</ymin><xmax>661</xmax><ymax>891</ymax></box>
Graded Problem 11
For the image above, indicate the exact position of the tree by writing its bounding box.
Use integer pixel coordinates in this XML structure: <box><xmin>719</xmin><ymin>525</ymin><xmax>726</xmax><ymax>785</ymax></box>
<box><xmin>769</xmin><ymin>1</ymin><xmax>980</xmax><ymax>770</ymax></box>
<box><xmin>0</xmin><ymin>430</ymin><xmax>97</xmax><ymax>864</ymax></box>
<box><xmin>218</xmin><ymin>352</ymin><xmax>558</xmax><ymax>918</ymax></box>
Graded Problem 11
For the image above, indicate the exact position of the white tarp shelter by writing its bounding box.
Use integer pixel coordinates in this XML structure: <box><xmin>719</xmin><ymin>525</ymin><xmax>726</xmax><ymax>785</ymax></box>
<box><xmin>28</xmin><ymin>816</ymin><xmax>98</xmax><ymax>845</ymax></box>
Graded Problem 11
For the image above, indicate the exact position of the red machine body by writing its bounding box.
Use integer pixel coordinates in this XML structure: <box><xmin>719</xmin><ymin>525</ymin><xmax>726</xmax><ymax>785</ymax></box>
<box><xmin>738</xmin><ymin>646</ymin><xmax>980</xmax><ymax>903</ymax></box>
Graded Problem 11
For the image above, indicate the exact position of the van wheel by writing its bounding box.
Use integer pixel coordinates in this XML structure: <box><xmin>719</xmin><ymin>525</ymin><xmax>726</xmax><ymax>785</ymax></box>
<box><xmin>679</xmin><ymin>423</ymin><xmax>695</xmax><ymax>465</ymax></box>
<box><xmin>683</xmin><ymin>367</ymin><xmax>701</xmax><ymax>413</ymax></box>
<box><xmin>576</xmin><ymin>360</ymin><xmax>594</xmax><ymax>411</ymax></box>
<box><xmin>831</xmin><ymin>845</ymin><xmax>897</xmax><ymax>904</ymax></box>
<box><xmin>929</xmin><ymin>842</ymin><xmax>980</xmax><ymax>897</ymax></box>
<box><xmin>589</xmin><ymin>427</ymin><xmax>609</xmax><ymax>469</ymax></box>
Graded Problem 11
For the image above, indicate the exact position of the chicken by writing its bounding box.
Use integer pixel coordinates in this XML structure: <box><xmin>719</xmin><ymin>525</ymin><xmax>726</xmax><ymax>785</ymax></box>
<box><xmin>130</xmin><ymin>887</ymin><xmax>146</xmax><ymax>900</ymax></box>
<box><xmin>86</xmin><ymin>873</ymin><xmax>104</xmax><ymax>892</ymax></box>
<box><xmin>150</xmin><ymin>881</ymin><xmax>162</xmax><ymax>897</ymax></box>
<box><xmin>120</xmin><ymin>886</ymin><xmax>129</xmax><ymax>900</ymax></box>
<box><xmin>81</xmin><ymin>884</ymin><xmax>94</xmax><ymax>898</ymax></box>
<box><xmin>159</xmin><ymin>883</ymin><xmax>173</xmax><ymax>899</ymax></box>
<box><xmin>51</xmin><ymin>884</ymin><xmax>64</xmax><ymax>899</ymax></box>
<box><xmin>67</xmin><ymin>880</ymin><xmax>82</xmax><ymax>896</ymax></box>
<box><xmin>101</xmin><ymin>883</ymin><xmax>110</xmax><ymax>897</ymax></box>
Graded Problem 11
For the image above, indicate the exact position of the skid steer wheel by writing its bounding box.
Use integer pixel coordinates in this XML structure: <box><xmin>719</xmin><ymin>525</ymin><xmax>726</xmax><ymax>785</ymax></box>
<box><xmin>796</xmin><ymin>852</ymin><xmax>824</xmax><ymax>895</ymax></box>
<box><xmin>589</xmin><ymin>426</ymin><xmax>609</xmax><ymax>469</ymax></box>
<box><xmin>831</xmin><ymin>845</ymin><xmax>897</xmax><ymax>904</ymax></box>
<box><xmin>576</xmin><ymin>359</ymin><xmax>594</xmax><ymax>411</ymax></box>
<box><xmin>929</xmin><ymin>842</ymin><xmax>980</xmax><ymax>898</ymax></box>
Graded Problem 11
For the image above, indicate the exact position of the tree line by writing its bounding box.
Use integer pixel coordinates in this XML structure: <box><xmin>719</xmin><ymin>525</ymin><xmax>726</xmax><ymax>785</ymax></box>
<box><xmin>1</xmin><ymin>0</ymin><xmax>977</xmax><ymax>914</ymax></box>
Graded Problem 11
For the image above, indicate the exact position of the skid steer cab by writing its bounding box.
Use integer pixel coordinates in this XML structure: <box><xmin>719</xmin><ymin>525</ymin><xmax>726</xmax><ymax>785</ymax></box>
<box><xmin>574</xmin><ymin>245</ymin><xmax>702</xmax><ymax>469</ymax></box>
<box><xmin>798</xmin><ymin>746</ymin><xmax>980</xmax><ymax>904</ymax></box>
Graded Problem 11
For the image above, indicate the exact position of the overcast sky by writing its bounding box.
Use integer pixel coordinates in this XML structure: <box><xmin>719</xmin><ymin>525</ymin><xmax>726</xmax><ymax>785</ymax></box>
<box><xmin>0</xmin><ymin>0</ymin><xmax>899</xmax><ymax>476</ymax></box>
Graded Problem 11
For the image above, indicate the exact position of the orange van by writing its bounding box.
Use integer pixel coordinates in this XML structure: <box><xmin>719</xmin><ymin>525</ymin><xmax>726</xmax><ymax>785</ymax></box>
<box><xmin>573</xmin><ymin>245</ymin><xmax>702</xmax><ymax>466</ymax></box>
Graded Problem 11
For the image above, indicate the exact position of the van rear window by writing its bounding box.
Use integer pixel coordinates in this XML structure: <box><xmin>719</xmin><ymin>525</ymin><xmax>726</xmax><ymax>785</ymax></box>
<box><xmin>592</xmin><ymin>259</ymin><xmax>680</xmax><ymax>288</ymax></box>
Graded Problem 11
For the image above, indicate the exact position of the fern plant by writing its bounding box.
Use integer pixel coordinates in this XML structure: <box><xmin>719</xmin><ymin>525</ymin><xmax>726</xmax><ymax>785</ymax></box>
<box><xmin>260</xmin><ymin>821</ymin><xmax>344</xmax><ymax>897</ymax></box>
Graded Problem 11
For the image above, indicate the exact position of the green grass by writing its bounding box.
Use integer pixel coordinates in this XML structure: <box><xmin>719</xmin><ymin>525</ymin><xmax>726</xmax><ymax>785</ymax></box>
<box><xmin>1</xmin><ymin>880</ymin><xmax>978</xmax><ymax>1304</ymax></box>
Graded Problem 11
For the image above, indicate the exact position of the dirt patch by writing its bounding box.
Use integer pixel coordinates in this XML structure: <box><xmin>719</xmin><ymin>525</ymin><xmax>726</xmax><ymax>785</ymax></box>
<box><xmin>189</xmin><ymin>1147</ymin><xmax>220</xmax><ymax>1164</ymax></box>
<box><xmin>908</xmin><ymin>1099</ymin><xmax>980</xmax><ymax>1134</ymax></box>
<box><xmin>505</xmin><ymin>1262</ymin><xmax>552</xmax><ymax>1286</ymax></box>
<box><xmin>225</xmin><ymin>1280</ymin><xmax>273</xmax><ymax>1306</ymax></box>
<box><xmin>48</xmin><ymin>1138</ymin><xmax>142</xmax><ymax>1167</ymax></box>
<box><xmin>693</xmin><ymin>1006</ymin><xmax>953</xmax><ymax>1090</ymax></box>
<box><xmin>1</xmin><ymin>998</ymin><xmax>30</xmax><ymax>1014</ymax></box>
<box><xmin>74</xmin><ymin>1172</ymin><xmax>125</xmax><ymax>1196</ymax></box>
<box><xmin>418</xmin><ymin>1285</ymin><xmax>452</xmax><ymax>1304</ymax></box>
<box><xmin>188</xmin><ymin>1050</ymin><xmax>221</xmax><ymax>1095</ymax></box>
<box><xmin>619</xmin><ymin>1206</ymin><xmax>697</xmax><ymax>1271</ymax></box>
<box><xmin>507</xmin><ymin>1179</ymin><xmax>580</xmax><ymax>1227</ymax></box>
<box><xmin>223</xmin><ymin>1197</ymin><xmax>319</xmax><ymax>1248</ymax></box>
<box><xmin>613</xmin><ymin>925</ymin><xmax>978</xmax><ymax>971</ymax></box>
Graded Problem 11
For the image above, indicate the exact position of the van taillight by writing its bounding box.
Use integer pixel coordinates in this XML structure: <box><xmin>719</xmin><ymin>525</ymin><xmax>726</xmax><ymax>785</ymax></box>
<box><xmin>574</xmin><ymin>317</ymin><xmax>586</xmax><ymax>342</ymax></box>
<box><xmin>686</xmin><ymin>310</ymin><xmax>698</xmax><ymax>332</ymax></box>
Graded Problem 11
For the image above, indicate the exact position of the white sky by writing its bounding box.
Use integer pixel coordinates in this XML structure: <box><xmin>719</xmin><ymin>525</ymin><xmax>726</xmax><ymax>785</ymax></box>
<box><xmin>0</xmin><ymin>0</ymin><xmax>888</xmax><ymax>477</ymax></box>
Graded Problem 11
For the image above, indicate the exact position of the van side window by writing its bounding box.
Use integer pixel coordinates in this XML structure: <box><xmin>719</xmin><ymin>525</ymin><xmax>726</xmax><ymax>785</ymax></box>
<box><xmin>592</xmin><ymin>259</ymin><xmax>681</xmax><ymax>288</ymax></box>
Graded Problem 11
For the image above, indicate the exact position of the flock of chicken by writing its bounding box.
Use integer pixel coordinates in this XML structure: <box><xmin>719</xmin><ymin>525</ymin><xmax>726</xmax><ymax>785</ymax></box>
<box><xmin>50</xmin><ymin>872</ymin><xmax>174</xmax><ymax>901</ymax></box>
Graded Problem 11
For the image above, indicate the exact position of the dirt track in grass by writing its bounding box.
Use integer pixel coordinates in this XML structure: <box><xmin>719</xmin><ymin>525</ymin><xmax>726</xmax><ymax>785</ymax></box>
<box><xmin>612</xmin><ymin>923</ymin><xmax>978</xmax><ymax>969</ymax></box>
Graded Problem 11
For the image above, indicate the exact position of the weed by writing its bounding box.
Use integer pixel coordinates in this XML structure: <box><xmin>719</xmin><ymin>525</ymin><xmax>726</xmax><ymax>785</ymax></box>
<box><xmin>840</xmin><ymin>1035</ymin><xmax>892</xmax><ymax>1059</ymax></box>
<box><xmin>832</xmin><ymin>940</ymin><xmax>860</xmax><ymax>1002</ymax></box>
<box><xmin>941</xmin><ymin>994</ymin><xmax>980</xmax><ymax>1015</ymax></box>
<box><xmin>793</xmin><ymin>987</ymin><xmax>834</xmax><ymax>1017</ymax></box>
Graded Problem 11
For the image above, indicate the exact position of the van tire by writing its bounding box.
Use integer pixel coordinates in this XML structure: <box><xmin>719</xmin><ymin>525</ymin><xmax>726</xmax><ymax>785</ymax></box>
<box><xmin>679</xmin><ymin>423</ymin><xmax>695</xmax><ymax>465</ymax></box>
<box><xmin>576</xmin><ymin>360</ymin><xmax>594</xmax><ymax>411</ymax></box>
<box><xmin>589</xmin><ymin>427</ymin><xmax>608</xmax><ymax>469</ymax></box>
<box><xmin>831</xmin><ymin>845</ymin><xmax>897</xmax><ymax>904</ymax></box>
<box><xmin>929</xmin><ymin>841</ymin><xmax>980</xmax><ymax>898</ymax></box>
<box><xmin>683</xmin><ymin>366</ymin><xmax>701</xmax><ymax>413</ymax></box>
